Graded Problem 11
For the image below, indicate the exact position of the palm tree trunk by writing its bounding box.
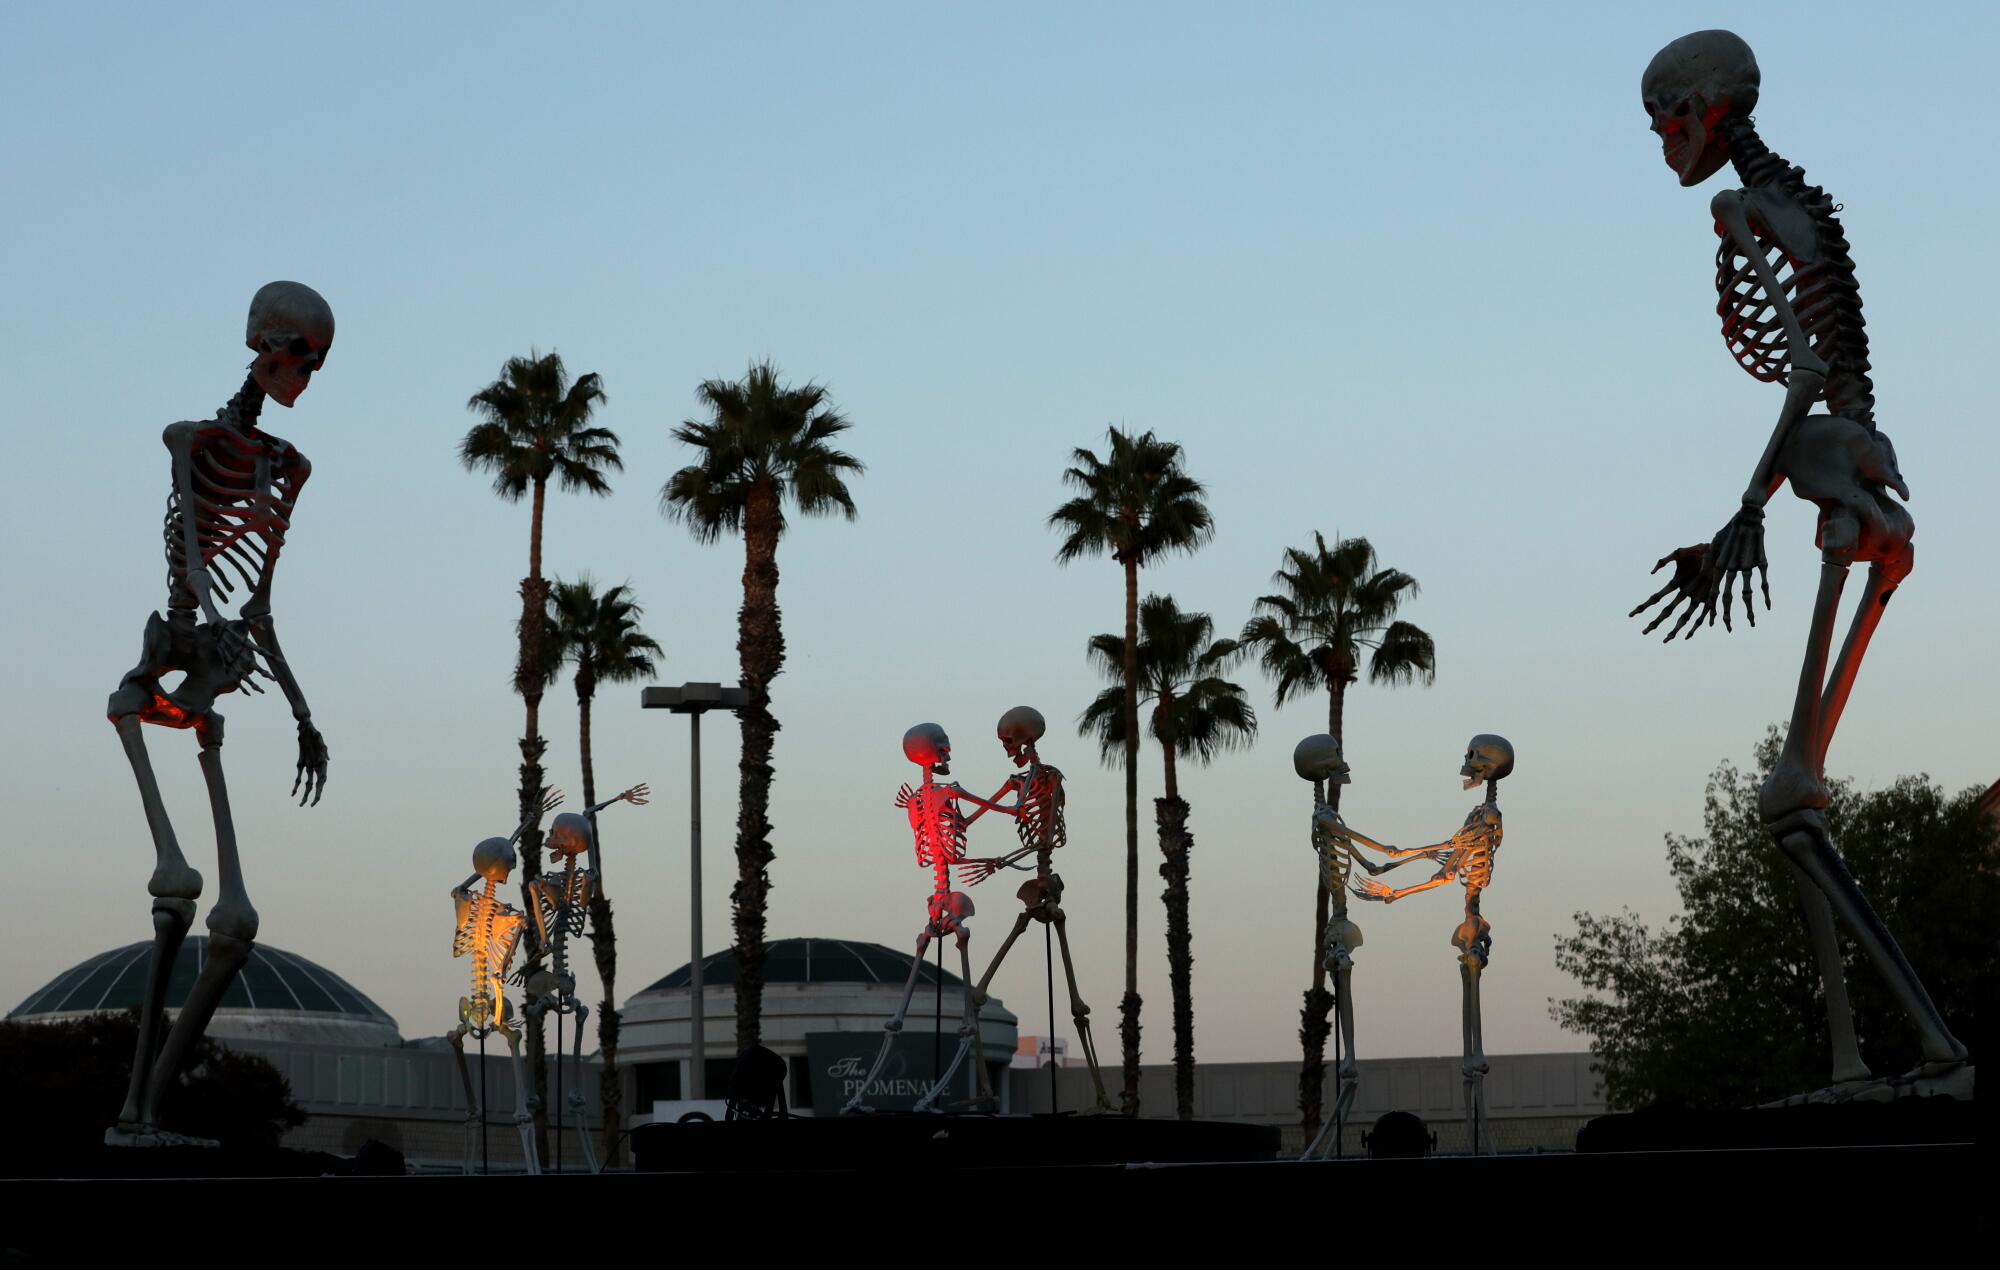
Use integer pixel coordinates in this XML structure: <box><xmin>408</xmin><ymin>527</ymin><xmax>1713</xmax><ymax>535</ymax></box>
<box><xmin>1155</xmin><ymin>795</ymin><xmax>1195</xmax><ymax>1121</ymax></box>
<box><xmin>577</xmin><ymin>681</ymin><xmax>625</xmax><ymax>1166</ymax></box>
<box><xmin>1297</xmin><ymin>682</ymin><xmax>1346</xmax><ymax>1142</ymax></box>
<box><xmin>517</xmin><ymin>475</ymin><xmax>552</xmax><ymax>1161</ymax></box>
<box><xmin>1118</xmin><ymin>554</ymin><xmax>1142</xmax><ymax>1116</ymax></box>
<box><xmin>732</xmin><ymin>482</ymin><xmax>784</xmax><ymax>1053</ymax></box>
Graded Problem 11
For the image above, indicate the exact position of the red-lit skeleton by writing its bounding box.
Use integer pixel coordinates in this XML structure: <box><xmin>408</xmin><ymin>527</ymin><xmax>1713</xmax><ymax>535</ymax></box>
<box><xmin>843</xmin><ymin>724</ymin><xmax>999</xmax><ymax>1113</ymax></box>
<box><xmin>958</xmin><ymin>706</ymin><xmax>1112</xmax><ymax>1111</ymax></box>
<box><xmin>103</xmin><ymin>282</ymin><xmax>335</xmax><ymax>1148</ymax></box>
<box><xmin>1629</xmin><ymin>30</ymin><xmax>1968</xmax><ymax>1100</ymax></box>
<box><xmin>447</xmin><ymin>792</ymin><xmax>558</xmax><ymax>1175</ymax></box>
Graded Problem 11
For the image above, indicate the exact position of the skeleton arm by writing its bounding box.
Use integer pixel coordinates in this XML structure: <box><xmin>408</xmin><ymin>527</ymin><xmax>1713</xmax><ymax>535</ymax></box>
<box><xmin>509</xmin><ymin>790</ymin><xmax>564</xmax><ymax>846</ymax></box>
<box><xmin>583</xmin><ymin>783</ymin><xmax>649</xmax><ymax>817</ymax></box>
<box><xmin>1353</xmin><ymin>867</ymin><xmax>1458</xmax><ymax>904</ymax></box>
<box><xmin>166</xmin><ymin>424</ymin><xmax>228</xmax><ymax>629</ymax></box>
<box><xmin>955</xmin><ymin>782</ymin><xmax>1019</xmax><ymax>827</ymax></box>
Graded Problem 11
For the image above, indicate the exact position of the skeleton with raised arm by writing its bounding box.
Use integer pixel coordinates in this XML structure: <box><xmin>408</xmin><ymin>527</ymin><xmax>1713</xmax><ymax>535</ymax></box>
<box><xmin>957</xmin><ymin>706</ymin><xmax>1112</xmax><ymax>1112</ymax></box>
<box><xmin>1628</xmin><ymin>30</ymin><xmax>1969</xmax><ymax>1101</ymax></box>
<box><xmin>447</xmin><ymin>792</ymin><xmax>558</xmax><ymax>1175</ymax></box>
<box><xmin>102</xmin><ymin>282</ymin><xmax>335</xmax><ymax>1148</ymax></box>
<box><xmin>1292</xmin><ymin>734</ymin><xmax>1444</xmax><ymax>1159</ymax></box>
<box><xmin>843</xmin><ymin>725</ymin><xmax>994</xmax><ymax>1113</ymax></box>
<box><xmin>518</xmin><ymin>783</ymin><xmax>648</xmax><ymax>1170</ymax></box>
<box><xmin>1354</xmin><ymin>736</ymin><xmax>1512</xmax><ymax>1153</ymax></box>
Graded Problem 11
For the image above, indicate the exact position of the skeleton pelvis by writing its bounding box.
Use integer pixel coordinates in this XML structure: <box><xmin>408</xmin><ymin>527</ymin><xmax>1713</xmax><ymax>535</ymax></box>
<box><xmin>459</xmin><ymin>995</ymin><xmax>493</xmax><ymax>1027</ymax></box>
<box><xmin>1782</xmin><ymin>415</ymin><xmax>1914</xmax><ymax>565</ymax></box>
<box><xmin>1451</xmin><ymin>914</ymin><xmax>1490</xmax><ymax>954</ymax></box>
<box><xmin>108</xmin><ymin>612</ymin><xmax>239</xmax><ymax>728</ymax></box>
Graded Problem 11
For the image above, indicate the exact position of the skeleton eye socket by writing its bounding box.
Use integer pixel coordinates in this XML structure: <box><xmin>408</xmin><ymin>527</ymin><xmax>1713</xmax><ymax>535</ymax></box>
<box><xmin>1672</xmin><ymin>101</ymin><xmax>1691</xmax><ymax>118</ymax></box>
<box><xmin>287</xmin><ymin>337</ymin><xmax>312</xmax><ymax>357</ymax></box>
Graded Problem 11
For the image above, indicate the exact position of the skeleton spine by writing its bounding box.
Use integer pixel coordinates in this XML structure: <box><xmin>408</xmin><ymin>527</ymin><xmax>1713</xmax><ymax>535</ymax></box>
<box><xmin>1720</xmin><ymin>115</ymin><xmax>1875</xmax><ymax>428</ymax></box>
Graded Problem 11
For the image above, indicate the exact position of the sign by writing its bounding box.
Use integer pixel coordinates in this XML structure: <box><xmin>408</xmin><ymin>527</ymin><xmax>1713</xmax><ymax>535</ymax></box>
<box><xmin>806</xmin><ymin>1031</ymin><xmax>977</xmax><ymax>1111</ymax></box>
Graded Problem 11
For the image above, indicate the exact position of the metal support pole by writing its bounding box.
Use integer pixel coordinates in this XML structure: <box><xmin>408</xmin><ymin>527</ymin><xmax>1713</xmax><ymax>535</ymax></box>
<box><xmin>689</xmin><ymin>710</ymin><xmax>705</xmax><ymax>1102</ymax></box>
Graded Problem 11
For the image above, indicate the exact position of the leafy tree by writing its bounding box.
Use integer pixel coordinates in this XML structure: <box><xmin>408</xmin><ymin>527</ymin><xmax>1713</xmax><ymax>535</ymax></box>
<box><xmin>1050</xmin><ymin>427</ymin><xmax>1214</xmax><ymax>1114</ymax></box>
<box><xmin>544</xmin><ymin>577</ymin><xmax>661</xmax><ymax>1164</ymax></box>
<box><xmin>1237</xmin><ymin>532</ymin><xmax>1434</xmax><ymax>1138</ymax></box>
<box><xmin>1080</xmin><ymin>594</ymin><xmax>1256</xmax><ymax>1119</ymax></box>
<box><xmin>661</xmin><ymin>361</ymin><xmax>862</xmax><ymax>1051</ymax></box>
<box><xmin>0</xmin><ymin>1013</ymin><xmax>304</xmax><ymax>1170</ymax></box>
<box><xmin>1553</xmin><ymin>728</ymin><xmax>1999</xmax><ymax>1109</ymax></box>
<box><xmin>460</xmin><ymin>349</ymin><xmax>619</xmax><ymax>1156</ymax></box>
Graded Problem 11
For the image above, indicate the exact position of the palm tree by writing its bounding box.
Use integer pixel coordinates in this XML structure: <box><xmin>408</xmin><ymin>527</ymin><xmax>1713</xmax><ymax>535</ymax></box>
<box><xmin>1050</xmin><ymin>428</ymin><xmax>1214</xmax><ymax>1115</ymax></box>
<box><xmin>544</xmin><ymin>576</ymin><xmax>661</xmax><ymax>1167</ymax></box>
<box><xmin>1238</xmin><ymin>532</ymin><xmax>1435</xmax><ymax>1143</ymax></box>
<box><xmin>459</xmin><ymin>349</ymin><xmax>618</xmax><ymax>1156</ymax></box>
<box><xmin>1080</xmin><ymin>594</ymin><xmax>1257</xmax><ymax>1120</ymax></box>
<box><xmin>661</xmin><ymin>361</ymin><xmax>862</xmax><ymax>1053</ymax></box>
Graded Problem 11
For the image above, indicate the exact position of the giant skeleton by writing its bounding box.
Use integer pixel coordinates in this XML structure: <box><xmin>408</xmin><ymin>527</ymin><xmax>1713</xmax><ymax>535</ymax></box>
<box><xmin>1628</xmin><ymin>30</ymin><xmax>1970</xmax><ymax>1101</ymax></box>
<box><xmin>447</xmin><ymin>793</ymin><xmax>558</xmax><ymax>1175</ymax></box>
<box><xmin>516</xmin><ymin>784</ymin><xmax>648</xmax><ymax>1171</ymax></box>
<box><xmin>843</xmin><ymin>724</ymin><xmax>1000</xmax><ymax>1113</ymax></box>
<box><xmin>1353</xmin><ymin>735</ymin><xmax>1512</xmax><ymax>1153</ymax></box>
<box><xmin>104</xmin><ymin>282</ymin><xmax>335</xmax><ymax>1147</ymax></box>
<box><xmin>958</xmin><ymin>706</ymin><xmax>1112</xmax><ymax>1112</ymax></box>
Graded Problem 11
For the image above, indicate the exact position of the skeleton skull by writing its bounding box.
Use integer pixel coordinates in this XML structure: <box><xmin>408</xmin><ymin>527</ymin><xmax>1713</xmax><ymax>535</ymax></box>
<box><xmin>1642</xmin><ymin>30</ymin><xmax>1759</xmax><ymax>187</ymax></box>
<box><xmin>472</xmin><ymin>836</ymin><xmax>517</xmax><ymax>883</ymax></box>
<box><xmin>997</xmin><ymin>705</ymin><xmax>1046</xmax><ymax>765</ymax></box>
<box><xmin>903</xmin><ymin>722</ymin><xmax>951</xmax><ymax>774</ymax></box>
<box><xmin>545</xmin><ymin>811</ymin><xmax>593</xmax><ymax>860</ymax></box>
<box><xmin>1460</xmin><ymin>734</ymin><xmax>1514</xmax><ymax>790</ymax></box>
<box><xmin>245</xmin><ymin>281</ymin><xmax>335</xmax><ymax>408</ymax></box>
<box><xmin>1293</xmin><ymin>734</ymin><xmax>1352</xmax><ymax>786</ymax></box>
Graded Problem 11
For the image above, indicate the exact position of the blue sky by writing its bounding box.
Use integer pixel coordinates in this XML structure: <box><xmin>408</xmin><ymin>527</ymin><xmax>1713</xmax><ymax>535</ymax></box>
<box><xmin>3</xmin><ymin>2</ymin><xmax>1995</xmax><ymax>1068</ymax></box>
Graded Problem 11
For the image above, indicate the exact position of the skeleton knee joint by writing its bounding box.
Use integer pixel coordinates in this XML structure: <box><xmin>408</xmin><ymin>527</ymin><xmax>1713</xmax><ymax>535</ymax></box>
<box><xmin>206</xmin><ymin>901</ymin><xmax>259</xmax><ymax>945</ymax></box>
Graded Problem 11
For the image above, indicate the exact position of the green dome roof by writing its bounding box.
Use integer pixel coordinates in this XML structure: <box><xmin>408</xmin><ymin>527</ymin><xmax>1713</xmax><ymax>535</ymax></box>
<box><xmin>10</xmin><ymin>938</ymin><xmax>395</xmax><ymax>1026</ymax></box>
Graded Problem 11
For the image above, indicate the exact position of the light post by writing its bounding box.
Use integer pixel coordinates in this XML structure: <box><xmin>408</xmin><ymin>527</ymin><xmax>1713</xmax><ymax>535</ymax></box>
<box><xmin>641</xmin><ymin>681</ymin><xmax>748</xmax><ymax>1101</ymax></box>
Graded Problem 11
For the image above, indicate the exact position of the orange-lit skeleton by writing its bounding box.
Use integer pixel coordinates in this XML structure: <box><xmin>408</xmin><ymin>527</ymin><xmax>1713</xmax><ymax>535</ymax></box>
<box><xmin>446</xmin><ymin>791</ymin><xmax>559</xmax><ymax>1175</ymax></box>
<box><xmin>1354</xmin><ymin>736</ymin><xmax>1511</xmax><ymax>1153</ymax></box>
<box><xmin>959</xmin><ymin>706</ymin><xmax>1113</xmax><ymax>1112</ymax></box>
<box><xmin>518</xmin><ymin>784</ymin><xmax>648</xmax><ymax>1172</ymax></box>
<box><xmin>843</xmin><ymin>724</ymin><xmax>998</xmax><ymax>1113</ymax></box>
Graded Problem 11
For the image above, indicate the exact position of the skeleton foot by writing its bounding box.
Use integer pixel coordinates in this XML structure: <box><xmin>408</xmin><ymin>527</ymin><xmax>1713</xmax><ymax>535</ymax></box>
<box><xmin>104</xmin><ymin>1125</ymin><xmax>221</xmax><ymax>1149</ymax></box>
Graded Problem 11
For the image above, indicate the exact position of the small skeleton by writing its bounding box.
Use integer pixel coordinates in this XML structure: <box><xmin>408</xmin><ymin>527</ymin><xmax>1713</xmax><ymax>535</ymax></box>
<box><xmin>517</xmin><ymin>783</ymin><xmax>648</xmax><ymax>1171</ymax></box>
<box><xmin>1353</xmin><ymin>735</ymin><xmax>1512</xmax><ymax>1154</ymax></box>
<box><xmin>103</xmin><ymin>282</ymin><xmax>335</xmax><ymax>1148</ymax></box>
<box><xmin>447</xmin><ymin>791</ymin><xmax>560</xmax><ymax>1176</ymax></box>
<box><xmin>957</xmin><ymin>706</ymin><xmax>1112</xmax><ymax>1112</ymax></box>
<box><xmin>844</xmin><ymin>724</ymin><xmax>997</xmax><ymax>1113</ymax></box>
<box><xmin>1293</xmin><ymin>734</ymin><xmax>1442</xmax><ymax>1160</ymax></box>
<box><xmin>1629</xmin><ymin>30</ymin><xmax>1969</xmax><ymax>1100</ymax></box>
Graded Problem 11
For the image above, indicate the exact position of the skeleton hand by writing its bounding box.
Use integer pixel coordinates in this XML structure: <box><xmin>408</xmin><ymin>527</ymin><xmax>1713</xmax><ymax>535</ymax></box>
<box><xmin>542</xmin><ymin>788</ymin><xmax>564</xmax><ymax>815</ymax></box>
<box><xmin>1631</xmin><ymin>509</ymin><xmax>1769</xmax><ymax>641</ymax></box>
<box><xmin>613</xmin><ymin>783</ymin><xmax>650</xmax><ymax>807</ymax></box>
<box><xmin>958</xmin><ymin>858</ymin><xmax>1006</xmax><ymax>885</ymax></box>
<box><xmin>292</xmin><ymin>718</ymin><xmax>328</xmax><ymax>806</ymax></box>
<box><xmin>210</xmin><ymin>619</ymin><xmax>265</xmax><ymax>695</ymax></box>
<box><xmin>1353</xmin><ymin>877</ymin><xmax>1395</xmax><ymax>903</ymax></box>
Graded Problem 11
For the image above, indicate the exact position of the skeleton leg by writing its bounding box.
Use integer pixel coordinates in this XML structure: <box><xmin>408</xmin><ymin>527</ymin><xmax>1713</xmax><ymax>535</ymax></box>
<box><xmin>1813</xmin><ymin>555</ymin><xmax>1906</xmax><ymax>773</ymax></box>
<box><xmin>144</xmin><ymin>721</ymin><xmax>257</xmax><ymax>1136</ymax></box>
<box><xmin>447</xmin><ymin>1021</ymin><xmax>478</xmax><ymax>1175</ymax></box>
<box><xmin>916</xmin><ymin>933</ymin><xmax>990</xmax><ymax>1111</ymax></box>
<box><xmin>1459</xmin><ymin>954</ymin><xmax>1491</xmax><ymax>1154</ymax></box>
<box><xmin>1782</xmin><ymin>855</ymin><xmax>1871</xmax><ymax>1084</ymax></box>
<box><xmin>1300</xmin><ymin>928</ymin><xmax>1359</xmax><ymax>1162</ymax></box>
<box><xmin>498</xmin><ymin>1016</ymin><xmax>541</xmax><ymax>1174</ymax></box>
<box><xmin>842</xmin><ymin>928</ymin><xmax>934</xmax><ymax>1113</ymax></box>
<box><xmin>971</xmin><ymin>910</ymin><xmax>1033</xmax><ymax>1007</ymax></box>
<box><xmin>1765</xmin><ymin>560</ymin><xmax>1967</xmax><ymax>1073</ymax></box>
<box><xmin>107</xmin><ymin>710</ymin><xmax>206</xmax><ymax>1141</ymax></box>
<box><xmin>567</xmin><ymin>1000</ymin><xmax>599</xmax><ymax>1173</ymax></box>
<box><xmin>1051</xmin><ymin>906</ymin><xmax>1113</xmax><ymax>1112</ymax></box>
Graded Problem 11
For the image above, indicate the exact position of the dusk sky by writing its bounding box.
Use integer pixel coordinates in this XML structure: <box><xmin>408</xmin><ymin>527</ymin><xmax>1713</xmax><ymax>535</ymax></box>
<box><xmin>4</xmin><ymin>2</ymin><xmax>1995</xmax><ymax>1069</ymax></box>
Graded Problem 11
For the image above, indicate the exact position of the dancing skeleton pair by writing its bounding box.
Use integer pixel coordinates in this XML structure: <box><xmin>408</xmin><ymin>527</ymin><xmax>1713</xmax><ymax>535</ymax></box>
<box><xmin>843</xmin><ymin>708</ymin><xmax>1112</xmax><ymax>1114</ymax></box>
<box><xmin>1295</xmin><ymin>734</ymin><xmax>1513</xmax><ymax>1159</ymax></box>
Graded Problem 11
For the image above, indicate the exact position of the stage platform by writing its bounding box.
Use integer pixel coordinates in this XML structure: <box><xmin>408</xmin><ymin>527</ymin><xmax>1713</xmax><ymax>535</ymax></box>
<box><xmin>631</xmin><ymin>1111</ymin><xmax>1281</xmax><ymax>1171</ymax></box>
<box><xmin>1</xmin><ymin>1142</ymin><xmax>1982</xmax><ymax>1259</ymax></box>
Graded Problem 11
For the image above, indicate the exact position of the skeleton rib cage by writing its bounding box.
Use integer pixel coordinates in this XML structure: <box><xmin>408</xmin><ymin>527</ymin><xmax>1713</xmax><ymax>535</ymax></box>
<box><xmin>161</xmin><ymin>421</ymin><xmax>304</xmax><ymax>608</ymax></box>
<box><xmin>1711</xmin><ymin>120</ymin><xmax>1874</xmax><ymax>427</ymax></box>
<box><xmin>454</xmin><ymin>882</ymin><xmax>523</xmax><ymax>1021</ymax></box>
<box><xmin>1438</xmin><ymin>805</ymin><xmax>1501</xmax><ymax>892</ymax></box>
<box><xmin>1012</xmin><ymin>764</ymin><xmax>1066</xmax><ymax>854</ymax></box>
<box><xmin>909</xmin><ymin>786</ymin><xmax>969</xmax><ymax>894</ymax></box>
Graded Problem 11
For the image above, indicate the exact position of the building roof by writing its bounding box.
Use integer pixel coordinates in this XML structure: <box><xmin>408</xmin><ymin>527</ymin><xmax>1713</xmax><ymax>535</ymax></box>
<box><xmin>10</xmin><ymin>937</ymin><xmax>397</xmax><ymax>1028</ymax></box>
<box><xmin>643</xmin><ymin>937</ymin><xmax>971</xmax><ymax>993</ymax></box>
